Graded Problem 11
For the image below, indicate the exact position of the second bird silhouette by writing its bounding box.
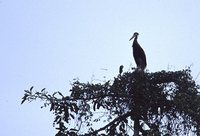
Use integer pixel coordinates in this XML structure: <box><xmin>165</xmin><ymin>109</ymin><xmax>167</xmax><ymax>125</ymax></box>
<box><xmin>129</xmin><ymin>32</ymin><xmax>147</xmax><ymax>71</ymax></box>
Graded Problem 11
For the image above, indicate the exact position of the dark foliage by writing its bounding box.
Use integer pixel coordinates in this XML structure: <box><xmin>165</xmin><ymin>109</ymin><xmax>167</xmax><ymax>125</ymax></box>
<box><xmin>21</xmin><ymin>68</ymin><xmax>200</xmax><ymax>136</ymax></box>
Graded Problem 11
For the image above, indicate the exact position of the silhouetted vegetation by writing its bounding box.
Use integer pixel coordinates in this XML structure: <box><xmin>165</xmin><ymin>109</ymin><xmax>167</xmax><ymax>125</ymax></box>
<box><xmin>22</xmin><ymin>68</ymin><xmax>200</xmax><ymax>136</ymax></box>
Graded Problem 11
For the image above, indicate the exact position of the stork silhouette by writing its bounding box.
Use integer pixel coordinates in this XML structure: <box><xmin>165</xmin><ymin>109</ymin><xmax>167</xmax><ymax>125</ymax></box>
<box><xmin>129</xmin><ymin>32</ymin><xmax>147</xmax><ymax>71</ymax></box>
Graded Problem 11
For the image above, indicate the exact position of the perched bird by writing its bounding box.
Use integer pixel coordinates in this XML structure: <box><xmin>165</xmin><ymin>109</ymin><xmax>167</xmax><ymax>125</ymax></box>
<box><xmin>119</xmin><ymin>65</ymin><xmax>124</xmax><ymax>75</ymax></box>
<box><xmin>129</xmin><ymin>32</ymin><xmax>147</xmax><ymax>71</ymax></box>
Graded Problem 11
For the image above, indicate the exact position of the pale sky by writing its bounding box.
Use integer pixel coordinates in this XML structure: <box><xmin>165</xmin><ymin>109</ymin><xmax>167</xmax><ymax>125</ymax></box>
<box><xmin>1</xmin><ymin>0</ymin><xmax>200</xmax><ymax>135</ymax></box>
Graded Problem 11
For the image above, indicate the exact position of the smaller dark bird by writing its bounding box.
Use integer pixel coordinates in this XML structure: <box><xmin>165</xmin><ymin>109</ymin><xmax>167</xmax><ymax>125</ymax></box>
<box><xmin>129</xmin><ymin>32</ymin><xmax>147</xmax><ymax>71</ymax></box>
<box><xmin>119</xmin><ymin>65</ymin><xmax>124</xmax><ymax>75</ymax></box>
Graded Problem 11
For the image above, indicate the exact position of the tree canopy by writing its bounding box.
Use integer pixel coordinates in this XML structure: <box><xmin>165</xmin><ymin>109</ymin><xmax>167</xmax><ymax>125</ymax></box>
<box><xmin>21</xmin><ymin>68</ymin><xmax>200</xmax><ymax>136</ymax></box>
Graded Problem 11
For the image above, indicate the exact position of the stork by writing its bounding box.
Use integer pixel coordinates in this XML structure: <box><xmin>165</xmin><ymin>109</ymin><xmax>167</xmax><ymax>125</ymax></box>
<box><xmin>129</xmin><ymin>32</ymin><xmax>147</xmax><ymax>71</ymax></box>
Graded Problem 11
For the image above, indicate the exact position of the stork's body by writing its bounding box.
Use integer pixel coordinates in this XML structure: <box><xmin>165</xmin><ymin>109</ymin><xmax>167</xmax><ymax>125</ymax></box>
<box><xmin>130</xmin><ymin>32</ymin><xmax>147</xmax><ymax>71</ymax></box>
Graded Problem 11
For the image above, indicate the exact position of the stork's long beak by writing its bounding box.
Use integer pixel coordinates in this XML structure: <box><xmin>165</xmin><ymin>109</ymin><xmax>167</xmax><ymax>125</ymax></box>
<box><xmin>129</xmin><ymin>35</ymin><xmax>135</xmax><ymax>41</ymax></box>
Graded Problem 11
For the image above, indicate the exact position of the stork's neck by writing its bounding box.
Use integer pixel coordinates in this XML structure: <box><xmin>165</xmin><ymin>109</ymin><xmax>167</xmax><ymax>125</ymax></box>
<box><xmin>132</xmin><ymin>36</ymin><xmax>138</xmax><ymax>46</ymax></box>
<box><xmin>134</xmin><ymin>35</ymin><xmax>138</xmax><ymax>41</ymax></box>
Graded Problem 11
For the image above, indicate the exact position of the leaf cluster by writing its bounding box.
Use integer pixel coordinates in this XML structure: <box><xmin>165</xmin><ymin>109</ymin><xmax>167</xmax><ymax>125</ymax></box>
<box><xmin>21</xmin><ymin>68</ymin><xmax>200</xmax><ymax>136</ymax></box>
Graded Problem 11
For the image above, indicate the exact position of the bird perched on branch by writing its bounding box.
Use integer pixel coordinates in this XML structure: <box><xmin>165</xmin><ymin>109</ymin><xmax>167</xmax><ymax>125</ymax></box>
<box><xmin>119</xmin><ymin>65</ymin><xmax>124</xmax><ymax>75</ymax></box>
<box><xmin>129</xmin><ymin>32</ymin><xmax>147</xmax><ymax>71</ymax></box>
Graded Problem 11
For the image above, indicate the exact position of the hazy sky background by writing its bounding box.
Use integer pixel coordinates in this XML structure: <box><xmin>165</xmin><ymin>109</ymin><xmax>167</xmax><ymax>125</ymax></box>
<box><xmin>1</xmin><ymin>0</ymin><xmax>200</xmax><ymax>135</ymax></box>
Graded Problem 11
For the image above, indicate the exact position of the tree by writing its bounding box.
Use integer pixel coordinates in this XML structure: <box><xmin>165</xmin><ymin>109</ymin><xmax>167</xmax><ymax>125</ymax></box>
<box><xmin>21</xmin><ymin>68</ymin><xmax>200</xmax><ymax>136</ymax></box>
